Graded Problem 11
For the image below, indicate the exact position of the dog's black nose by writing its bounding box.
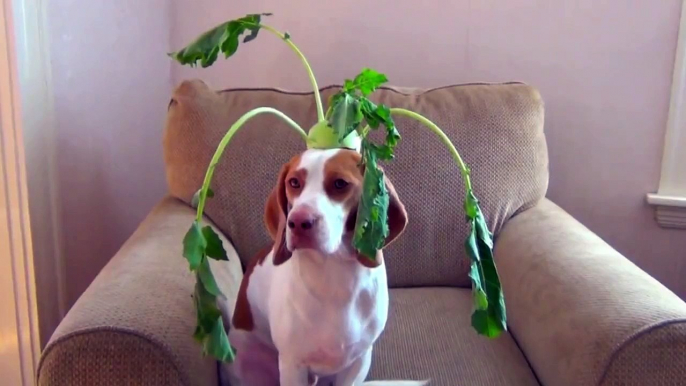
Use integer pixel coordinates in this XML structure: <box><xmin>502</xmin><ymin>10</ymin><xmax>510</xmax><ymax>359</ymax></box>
<box><xmin>288</xmin><ymin>218</ymin><xmax>314</xmax><ymax>230</ymax></box>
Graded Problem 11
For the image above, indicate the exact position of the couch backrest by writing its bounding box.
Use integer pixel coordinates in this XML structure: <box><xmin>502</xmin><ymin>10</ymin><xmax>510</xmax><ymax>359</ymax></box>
<box><xmin>163</xmin><ymin>79</ymin><xmax>548</xmax><ymax>288</ymax></box>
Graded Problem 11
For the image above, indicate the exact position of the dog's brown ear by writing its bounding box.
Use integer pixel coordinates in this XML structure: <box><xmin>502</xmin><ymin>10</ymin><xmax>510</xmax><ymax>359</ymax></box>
<box><xmin>264</xmin><ymin>163</ymin><xmax>292</xmax><ymax>265</ymax></box>
<box><xmin>383</xmin><ymin>174</ymin><xmax>408</xmax><ymax>247</ymax></box>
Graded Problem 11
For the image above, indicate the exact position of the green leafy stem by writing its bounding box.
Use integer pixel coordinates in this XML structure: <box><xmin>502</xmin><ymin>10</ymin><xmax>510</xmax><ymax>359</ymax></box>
<box><xmin>388</xmin><ymin>109</ymin><xmax>505</xmax><ymax>338</ymax></box>
<box><xmin>170</xmin><ymin>12</ymin><xmax>506</xmax><ymax>363</ymax></box>
<box><xmin>183</xmin><ymin>108</ymin><xmax>306</xmax><ymax>362</ymax></box>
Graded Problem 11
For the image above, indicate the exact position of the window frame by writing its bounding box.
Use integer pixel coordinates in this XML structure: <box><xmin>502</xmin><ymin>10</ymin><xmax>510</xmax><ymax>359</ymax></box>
<box><xmin>647</xmin><ymin>0</ymin><xmax>686</xmax><ymax>228</ymax></box>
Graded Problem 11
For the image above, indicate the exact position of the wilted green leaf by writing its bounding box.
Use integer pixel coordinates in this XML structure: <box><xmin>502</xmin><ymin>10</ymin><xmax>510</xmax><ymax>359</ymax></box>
<box><xmin>352</xmin><ymin>143</ymin><xmax>390</xmax><ymax>261</ymax></box>
<box><xmin>168</xmin><ymin>13</ymin><xmax>270</xmax><ymax>68</ymax></box>
<box><xmin>202</xmin><ymin>226</ymin><xmax>227</xmax><ymax>260</ymax></box>
<box><xmin>464</xmin><ymin>190</ymin><xmax>506</xmax><ymax>338</ymax></box>
<box><xmin>330</xmin><ymin>93</ymin><xmax>363</xmax><ymax>141</ymax></box>
<box><xmin>193</xmin><ymin>280</ymin><xmax>221</xmax><ymax>341</ymax></box>
<box><xmin>204</xmin><ymin>314</ymin><xmax>235</xmax><ymax>362</ymax></box>
<box><xmin>359</xmin><ymin>99</ymin><xmax>399</xmax><ymax>151</ymax></box>
<box><xmin>198</xmin><ymin>257</ymin><xmax>224</xmax><ymax>298</ymax></box>
<box><xmin>192</xmin><ymin>280</ymin><xmax>234</xmax><ymax>362</ymax></box>
<box><xmin>183</xmin><ymin>222</ymin><xmax>206</xmax><ymax>270</ymax></box>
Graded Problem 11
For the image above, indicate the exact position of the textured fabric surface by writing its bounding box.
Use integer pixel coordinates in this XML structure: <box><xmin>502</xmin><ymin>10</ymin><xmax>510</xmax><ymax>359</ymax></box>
<box><xmin>163</xmin><ymin>80</ymin><xmax>548</xmax><ymax>287</ymax></box>
<box><xmin>494</xmin><ymin>198</ymin><xmax>686</xmax><ymax>386</ymax></box>
<box><xmin>368</xmin><ymin>287</ymin><xmax>540</xmax><ymax>385</ymax></box>
<box><xmin>37</xmin><ymin>196</ymin><xmax>244</xmax><ymax>386</ymax></box>
<box><xmin>38</xmin><ymin>331</ymin><xmax>185</xmax><ymax>386</ymax></box>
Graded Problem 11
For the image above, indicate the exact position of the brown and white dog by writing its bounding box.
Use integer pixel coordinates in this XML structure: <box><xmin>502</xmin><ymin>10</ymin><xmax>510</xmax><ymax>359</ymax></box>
<box><xmin>222</xmin><ymin>148</ymin><xmax>428</xmax><ymax>386</ymax></box>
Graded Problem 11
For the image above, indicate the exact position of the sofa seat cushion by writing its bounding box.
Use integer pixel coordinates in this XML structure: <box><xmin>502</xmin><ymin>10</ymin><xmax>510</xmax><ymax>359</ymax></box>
<box><xmin>369</xmin><ymin>287</ymin><xmax>539</xmax><ymax>385</ymax></box>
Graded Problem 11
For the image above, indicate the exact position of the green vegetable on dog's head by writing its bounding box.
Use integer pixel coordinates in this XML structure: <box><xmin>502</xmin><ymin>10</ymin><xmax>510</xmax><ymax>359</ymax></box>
<box><xmin>171</xmin><ymin>12</ymin><xmax>507</xmax><ymax>363</ymax></box>
<box><xmin>307</xmin><ymin>120</ymin><xmax>361</xmax><ymax>150</ymax></box>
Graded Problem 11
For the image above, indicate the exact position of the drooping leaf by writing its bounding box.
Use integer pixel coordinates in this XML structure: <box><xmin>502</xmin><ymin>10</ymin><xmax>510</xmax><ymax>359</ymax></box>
<box><xmin>329</xmin><ymin>93</ymin><xmax>363</xmax><ymax>141</ymax></box>
<box><xmin>193</xmin><ymin>280</ymin><xmax>222</xmax><ymax>341</ymax></box>
<box><xmin>204</xmin><ymin>314</ymin><xmax>235</xmax><ymax>362</ymax></box>
<box><xmin>359</xmin><ymin>99</ymin><xmax>400</xmax><ymax>151</ymax></box>
<box><xmin>191</xmin><ymin>187</ymin><xmax>214</xmax><ymax>208</ymax></box>
<box><xmin>326</xmin><ymin>68</ymin><xmax>400</xmax><ymax>261</ymax></box>
<box><xmin>464</xmin><ymin>190</ymin><xmax>506</xmax><ymax>338</ymax></box>
<box><xmin>202</xmin><ymin>226</ymin><xmax>228</xmax><ymax>260</ymax></box>
<box><xmin>183</xmin><ymin>222</ymin><xmax>206</xmax><ymax>270</ymax></box>
<box><xmin>192</xmin><ymin>280</ymin><xmax>234</xmax><ymax>361</ymax></box>
<box><xmin>198</xmin><ymin>257</ymin><xmax>224</xmax><ymax>298</ymax></box>
<box><xmin>168</xmin><ymin>13</ymin><xmax>271</xmax><ymax>68</ymax></box>
<box><xmin>352</xmin><ymin>143</ymin><xmax>390</xmax><ymax>261</ymax></box>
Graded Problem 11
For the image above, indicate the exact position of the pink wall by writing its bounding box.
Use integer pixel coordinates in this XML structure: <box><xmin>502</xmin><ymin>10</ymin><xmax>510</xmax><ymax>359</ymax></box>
<box><xmin>48</xmin><ymin>0</ymin><xmax>171</xmax><ymax>310</ymax></box>
<box><xmin>172</xmin><ymin>0</ymin><xmax>686</xmax><ymax>297</ymax></box>
<box><xmin>43</xmin><ymin>0</ymin><xmax>686</xmax><ymax>343</ymax></box>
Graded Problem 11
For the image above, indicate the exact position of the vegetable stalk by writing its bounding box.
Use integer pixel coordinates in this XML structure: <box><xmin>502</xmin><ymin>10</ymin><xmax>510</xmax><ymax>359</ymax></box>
<box><xmin>194</xmin><ymin>107</ymin><xmax>307</xmax><ymax>219</ymax></box>
<box><xmin>258</xmin><ymin>24</ymin><xmax>324</xmax><ymax>122</ymax></box>
<box><xmin>389</xmin><ymin>108</ymin><xmax>472</xmax><ymax>192</ymax></box>
<box><xmin>183</xmin><ymin>107</ymin><xmax>306</xmax><ymax>362</ymax></box>
<box><xmin>387</xmin><ymin>108</ymin><xmax>506</xmax><ymax>337</ymax></box>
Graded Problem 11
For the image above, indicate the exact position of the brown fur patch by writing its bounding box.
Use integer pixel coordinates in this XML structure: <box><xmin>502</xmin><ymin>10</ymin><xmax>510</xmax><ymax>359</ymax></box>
<box><xmin>232</xmin><ymin>244</ymin><xmax>272</xmax><ymax>331</ymax></box>
<box><xmin>264</xmin><ymin>154</ymin><xmax>306</xmax><ymax>265</ymax></box>
<box><xmin>323</xmin><ymin>150</ymin><xmax>364</xmax><ymax>205</ymax></box>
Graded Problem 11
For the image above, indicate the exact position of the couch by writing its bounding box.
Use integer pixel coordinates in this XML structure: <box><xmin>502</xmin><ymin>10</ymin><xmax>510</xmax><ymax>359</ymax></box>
<box><xmin>36</xmin><ymin>80</ymin><xmax>686</xmax><ymax>386</ymax></box>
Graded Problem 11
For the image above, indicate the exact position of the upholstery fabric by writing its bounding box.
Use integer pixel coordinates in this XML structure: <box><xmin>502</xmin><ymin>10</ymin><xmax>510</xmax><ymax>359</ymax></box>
<box><xmin>37</xmin><ymin>197</ymin><xmax>244</xmax><ymax>386</ymax></box>
<box><xmin>493</xmin><ymin>198</ymin><xmax>686</xmax><ymax>386</ymax></box>
<box><xmin>163</xmin><ymin>80</ymin><xmax>549</xmax><ymax>287</ymax></box>
<box><xmin>368</xmin><ymin>287</ymin><xmax>540</xmax><ymax>386</ymax></box>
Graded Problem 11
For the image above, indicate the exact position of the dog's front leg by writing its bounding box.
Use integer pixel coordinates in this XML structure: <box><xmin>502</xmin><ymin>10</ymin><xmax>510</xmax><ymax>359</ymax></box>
<box><xmin>333</xmin><ymin>347</ymin><xmax>372</xmax><ymax>386</ymax></box>
<box><xmin>279</xmin><ymin>355</ymin><xmax>313</xmax><ymax>386</ymax></box>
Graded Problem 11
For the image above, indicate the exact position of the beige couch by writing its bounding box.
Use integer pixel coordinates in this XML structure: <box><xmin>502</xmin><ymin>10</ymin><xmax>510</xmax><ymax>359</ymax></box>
<box><xmin>37</xmin><ymin>80</ymin><xmax>686</xmax><ymax>386</ymax></box>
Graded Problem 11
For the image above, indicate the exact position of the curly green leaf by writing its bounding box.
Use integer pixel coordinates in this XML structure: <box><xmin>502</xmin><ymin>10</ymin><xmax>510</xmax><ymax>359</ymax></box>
<box><xmin>168</xmin><ymin>13</ymin><xmax>270</xmax><ymax>68</ymax></box>
<box><xmin>202</xmin><ymin>226</ymin><xmax>228</xmax><ymax>261</ymax></box>
<box><xmin>345</xmin><ymin>67</ymin><xmax>388</xmax><ymax>96</ymax></box>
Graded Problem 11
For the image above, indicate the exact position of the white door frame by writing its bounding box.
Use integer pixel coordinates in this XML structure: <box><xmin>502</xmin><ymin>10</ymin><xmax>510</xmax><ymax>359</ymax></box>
<box><xmin>11</xmin><ymin>0</ymin><xmax>67</xmax><ymax>350</ymax></box>
<box><xmin>1</xmin><ymin>0</ymin><xmax>41</xmax><ymax>383</ymax></box>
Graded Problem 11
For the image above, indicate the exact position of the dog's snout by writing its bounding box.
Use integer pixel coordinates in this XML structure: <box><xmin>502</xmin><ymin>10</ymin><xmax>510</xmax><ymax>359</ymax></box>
<box><xmin>288</xmin><ymin>210</ymin><xmax>319</xmax><ymax>231</ymax></box>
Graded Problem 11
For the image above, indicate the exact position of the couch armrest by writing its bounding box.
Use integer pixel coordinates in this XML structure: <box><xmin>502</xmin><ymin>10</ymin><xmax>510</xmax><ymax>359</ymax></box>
<box><xmin>494</xmin><ymin>198</ymin><xmax>686</xmax><ymax>386</ymax></box>
<box><xmin>37</xmin><ymin>196</ymin><xmax>244</xmax><ymax>386</ymax></box>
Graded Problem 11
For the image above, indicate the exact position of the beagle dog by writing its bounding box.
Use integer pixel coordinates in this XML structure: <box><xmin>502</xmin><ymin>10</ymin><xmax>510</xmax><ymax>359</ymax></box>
<box><xmin>223</xmin><ymin>148</ymin><xmax>428</xmax><ymax>386</ymax></box>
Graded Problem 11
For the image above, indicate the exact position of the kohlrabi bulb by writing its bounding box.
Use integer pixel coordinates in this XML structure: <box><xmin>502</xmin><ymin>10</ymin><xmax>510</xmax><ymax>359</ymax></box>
<box><xmin>307</xmin><ymin>120</ymin><xmax>361</xmax><ymax>152</ymax></box>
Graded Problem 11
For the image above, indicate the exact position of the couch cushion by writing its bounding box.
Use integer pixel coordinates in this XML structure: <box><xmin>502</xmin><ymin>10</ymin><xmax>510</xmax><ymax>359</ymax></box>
<box><xmin>163</xmin><ymin>80</ymin><xmax>548</xmax><ymax>287</ymax></box>
<box><xmin>368</xmin><ymin>287</ymin><xmax>540</xmax><ymax>385</ymax></box>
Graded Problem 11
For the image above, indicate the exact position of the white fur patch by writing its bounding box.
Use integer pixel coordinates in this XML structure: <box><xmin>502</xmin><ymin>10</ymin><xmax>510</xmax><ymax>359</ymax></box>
<box><xmin>288</xmin><ymin>148</ymin><xmax>349</xmax><ymax>254</ymax></box>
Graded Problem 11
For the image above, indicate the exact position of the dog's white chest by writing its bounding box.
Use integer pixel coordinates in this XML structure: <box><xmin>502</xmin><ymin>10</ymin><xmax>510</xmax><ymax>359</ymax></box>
<box><xmin>268</xmin><ymin>252</ymin><xmax>389</xmax><ymax>375</ymax></box>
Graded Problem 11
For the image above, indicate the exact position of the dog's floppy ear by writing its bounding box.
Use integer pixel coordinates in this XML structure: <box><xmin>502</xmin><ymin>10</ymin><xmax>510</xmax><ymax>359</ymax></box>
<box><xmin>383</xmin><ymin>174</ymin><xmax>408</xmax><ymax>247</ymax></box>
<box><xmin>264</xmin><ymin>163</ymin><xmax>292</xmax><ymax>265</ymax></box>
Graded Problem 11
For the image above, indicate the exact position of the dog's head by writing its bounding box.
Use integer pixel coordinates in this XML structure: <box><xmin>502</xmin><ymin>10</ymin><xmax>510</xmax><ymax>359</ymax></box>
<box><xmin>264</xmin><ymin>148</ymin><xmax>407</xmax><ymax>267</ymax></box>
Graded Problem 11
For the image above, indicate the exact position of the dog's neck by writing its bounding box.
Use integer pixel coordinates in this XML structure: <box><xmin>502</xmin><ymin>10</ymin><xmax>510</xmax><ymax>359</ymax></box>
<box><xmin>288</xmin><ymin>247</ymin><xmax>379</xmax><ymax>305</ymax></box>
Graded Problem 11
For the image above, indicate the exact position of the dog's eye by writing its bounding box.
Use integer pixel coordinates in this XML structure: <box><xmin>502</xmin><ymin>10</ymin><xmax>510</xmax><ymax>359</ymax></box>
<box><xmin>288</xmin><ymin>178</ymin><xmax>301</xmax><ymax>189</ymax></box>
<box><xmin>333</xmin><ymin>179</ymin><xmax>348</xmax><ymax>190</ymax></box>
